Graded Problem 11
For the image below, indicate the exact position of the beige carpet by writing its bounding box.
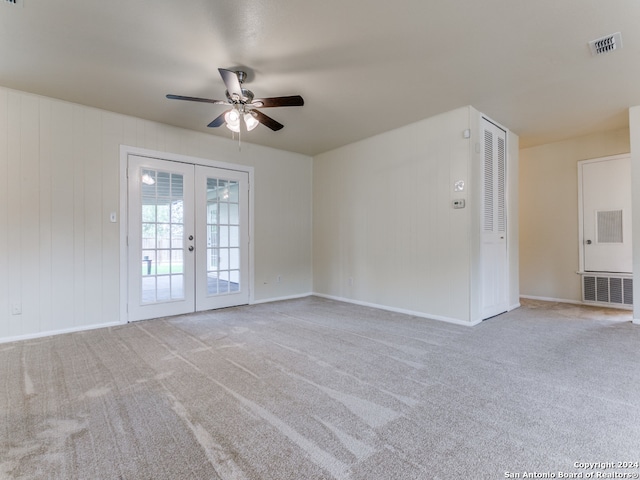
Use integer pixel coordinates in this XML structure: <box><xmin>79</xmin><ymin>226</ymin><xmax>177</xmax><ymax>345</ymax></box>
<box><xmin>1</xmin><ymin>297</ymin><xmax>639</xmax><ymax>479</ymax></box>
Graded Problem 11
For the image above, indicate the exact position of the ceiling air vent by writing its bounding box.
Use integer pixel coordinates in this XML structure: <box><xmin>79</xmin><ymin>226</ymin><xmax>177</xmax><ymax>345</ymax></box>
<box><xmin>588</xmin><ymin>32</ymin><xmax>622</xmax><ymax>56</ymax></box>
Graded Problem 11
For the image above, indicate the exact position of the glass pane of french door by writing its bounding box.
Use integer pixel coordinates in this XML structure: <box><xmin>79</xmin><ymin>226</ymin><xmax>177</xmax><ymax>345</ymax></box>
<box><xmin>141</xmin><ymin>169</ymin><xmax>185</xmax><ymax>302</ymax></box>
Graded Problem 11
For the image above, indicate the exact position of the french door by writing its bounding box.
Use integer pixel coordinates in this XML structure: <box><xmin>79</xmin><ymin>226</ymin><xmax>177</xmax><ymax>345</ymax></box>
<box><xmin>127</xmin><ymin>155</ymin><xmax>249</xmax><ymax>321</ymax></box>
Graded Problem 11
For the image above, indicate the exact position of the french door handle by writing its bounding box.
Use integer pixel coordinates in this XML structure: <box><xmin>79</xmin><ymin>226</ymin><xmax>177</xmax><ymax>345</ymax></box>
<box><xmin>188</xmin><ymin>246</ymin><xmax>194</xmax><ymax>252</ymax></box>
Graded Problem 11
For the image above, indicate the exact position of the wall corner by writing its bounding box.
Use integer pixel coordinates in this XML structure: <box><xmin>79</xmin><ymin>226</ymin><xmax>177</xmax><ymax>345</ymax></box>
<box><xmin>629</xmin><ymin>106</ymin><xmax>640</xmax><ymax>323</ymax></box>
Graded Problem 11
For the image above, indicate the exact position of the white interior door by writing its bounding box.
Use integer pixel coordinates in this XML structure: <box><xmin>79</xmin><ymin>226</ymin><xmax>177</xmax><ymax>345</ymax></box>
<box><xmin>127</xmin><ymin>155</ymin><xmax>249</xmax><ymax>321</ymax></box>
<box><xmin>580</xmin><ymin>155</ymin><xmax>632</xmax><ymax>273</ymax></box>
<box><xmin>480</xmin><ymin>118</ymin><xmax>509</xmax><ymax>319</ymax></box>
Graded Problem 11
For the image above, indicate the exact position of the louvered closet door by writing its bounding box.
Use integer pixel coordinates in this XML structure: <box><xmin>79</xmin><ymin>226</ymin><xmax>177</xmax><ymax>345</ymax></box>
<box><xmin>480</xmin><ymin>118</ymin><xmax>508</xmax><ymax>319</ymax></box>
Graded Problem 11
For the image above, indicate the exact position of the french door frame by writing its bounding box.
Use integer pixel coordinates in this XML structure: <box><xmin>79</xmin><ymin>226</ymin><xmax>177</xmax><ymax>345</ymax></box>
<box><xmin>119</xmin><ymin>146</ymin><xmax>254</xmax><ymax>323</ymax></box>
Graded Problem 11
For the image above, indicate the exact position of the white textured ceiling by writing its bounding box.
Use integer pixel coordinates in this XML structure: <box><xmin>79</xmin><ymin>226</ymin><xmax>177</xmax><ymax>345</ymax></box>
<box><xmin>1</xmin><ymin>0</ymin><xmax>638</xmax><ymax>156</ymax></box>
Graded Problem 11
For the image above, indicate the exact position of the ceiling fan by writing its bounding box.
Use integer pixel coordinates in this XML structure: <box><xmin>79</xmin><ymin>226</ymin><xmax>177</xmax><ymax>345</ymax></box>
<box><xmin>166</xmin><ymin>68</ymin><xmax>304</xmax><ymax>133</ymax></box>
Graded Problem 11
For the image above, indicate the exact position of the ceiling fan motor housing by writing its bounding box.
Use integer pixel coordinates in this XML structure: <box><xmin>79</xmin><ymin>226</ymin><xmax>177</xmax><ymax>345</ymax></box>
<box><xmin>224</xmin><ymin>70</ymin><xmax>254</xmax><ymax>104</ymax></box>
<box><xmin>226</xmin><ymin>87</ymin><xmax>254</xmax><ymax>104</ymax></box>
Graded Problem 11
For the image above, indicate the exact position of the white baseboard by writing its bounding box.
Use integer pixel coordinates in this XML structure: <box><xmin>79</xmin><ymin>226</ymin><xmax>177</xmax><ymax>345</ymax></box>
<box><xmin>520</xmin><ymin>294</ymin><xmax>633</xmax><ymax>311</ymax></box>
<box><xmin>520</xmin><ymin>295</ymin><xmax>584</xmax><ymax>305</ymax></box>
<box><xmin>251</xmin><ymin>292</ymin><xmax>314</xmax><ymax>305</ymax></box>
<box><xmin>0</xmin><ymin>320</ymin><xmax>125</xmax><ymax>345</ymax></box>
<box><xmin>1</xmin><ymin>292</ymin><xmax>520</xmax><ymax>344</ymax></box>
<box><xmin>312</xmin><ymin>292</ymin><xmax>481</xmax><ymax>327</ymax></box>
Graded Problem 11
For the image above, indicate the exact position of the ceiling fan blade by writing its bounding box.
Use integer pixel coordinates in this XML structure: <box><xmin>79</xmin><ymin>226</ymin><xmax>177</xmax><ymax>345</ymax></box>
<box><xmin>166</xmin><ymin>94</ymin><xmax>226</xmax><ymax>105</ymax></box>
<box><xmin>207</xmin><ymin>110</ymin><xmax>228</xmax><ymax>128</ymax></box>
<box><xmin>252</xmin><ymin>110</ymin><xmax>284</xmax><ymax>131</ymax></box>
<box><xmin>251</xmin><ymin>95</ymin><xmax>304</xmax><ymax>108</ymax></box>
<box><xmin>218</xmin><ymin>68</ymin><xmax>243</xmax><ymax>100</ymax></box>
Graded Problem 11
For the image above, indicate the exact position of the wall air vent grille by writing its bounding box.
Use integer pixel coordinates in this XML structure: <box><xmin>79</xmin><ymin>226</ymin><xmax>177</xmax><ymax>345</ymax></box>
<box><xmin>597</xmin><ymin>209</ymin><xmax>623</xmax><ymax>243</ymax></box>
<box><xmin>588</xmin><ymin>32</ymin><xmax>622</xmax><ymax>56</ymax></box>
<box><xmin>582</xmin><ymin>274</ymin><xmax>632</xmax><ymax>307</ymax></box>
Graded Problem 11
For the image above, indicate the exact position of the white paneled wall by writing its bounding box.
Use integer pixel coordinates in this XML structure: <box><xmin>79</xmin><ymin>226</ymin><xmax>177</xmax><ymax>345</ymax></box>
<box><xmin>313</xmin><ymin>108</ymin><xmax>473</xmax><ymax>322</ymax></box>
<box><xmin>0</xmin><ymin>87</ymin><xmax>313</xmax><ymax>342</ymax></box>
<box><xmin>313</xmin><ymin>107</ymin><xmax>519</xmax><ymax>324</ymax></box>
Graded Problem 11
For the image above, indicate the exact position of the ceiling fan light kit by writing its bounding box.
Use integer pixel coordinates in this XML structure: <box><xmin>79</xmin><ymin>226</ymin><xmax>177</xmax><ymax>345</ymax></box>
<box><xmin>166</xmin><ymin>68</ymin><xmax>304</xmax><ymax>136</ymax></box>
<box><xmin>244</xmin><ymin>112</ymin><xmax>259</xmax><ymax>131</ymax></box>
<box><xmin>224</xmin><ymin>109</ymin><xmax>241</xmax><ymax>132</ymax></box>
